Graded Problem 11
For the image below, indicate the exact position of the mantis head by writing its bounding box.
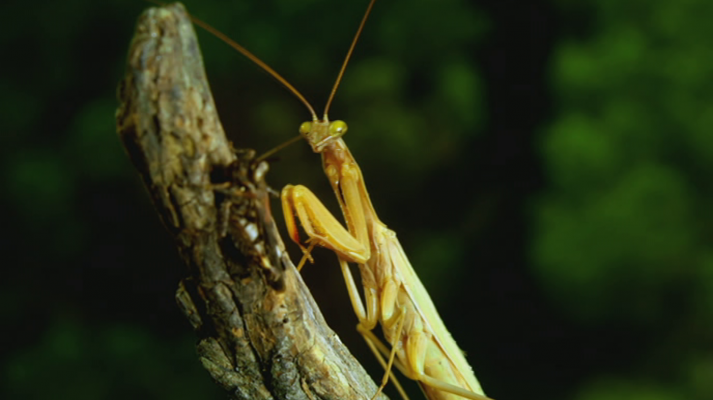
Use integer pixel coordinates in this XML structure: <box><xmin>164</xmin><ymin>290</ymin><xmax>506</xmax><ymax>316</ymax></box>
<box><xmin>299</xmin><ymin>119</ymin><xmax>348</xmax><ymax>153</ymax></box>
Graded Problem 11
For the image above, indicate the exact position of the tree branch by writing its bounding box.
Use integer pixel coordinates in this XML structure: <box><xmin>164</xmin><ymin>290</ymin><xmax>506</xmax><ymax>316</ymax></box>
<box><xmin>116</xmin><ymin>3</ymin><xmax>388</xmax><ymax>399</ymax></box>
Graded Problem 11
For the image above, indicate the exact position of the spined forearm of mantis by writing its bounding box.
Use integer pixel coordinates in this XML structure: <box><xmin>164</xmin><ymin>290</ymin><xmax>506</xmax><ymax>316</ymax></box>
<box><xmin>188</xmin><ymin>0</ymin><xmax>494</xmax><ymax>397</ymax></box>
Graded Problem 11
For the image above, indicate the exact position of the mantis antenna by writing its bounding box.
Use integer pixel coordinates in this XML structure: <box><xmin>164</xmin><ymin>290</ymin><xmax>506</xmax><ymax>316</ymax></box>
<box><xmin>190</xmin><ymin>0</ymin><xmax>377</xmax><ymax>123</ymax></box>
<box><xmin>189</xmin><ymin>15</ymin><xmax>318</xmax><ymax>120</ymax></box>
<box><xmin>323</xmin><ymin>0</ymin><xmax>378</xmax><ymax>120</ymax></box>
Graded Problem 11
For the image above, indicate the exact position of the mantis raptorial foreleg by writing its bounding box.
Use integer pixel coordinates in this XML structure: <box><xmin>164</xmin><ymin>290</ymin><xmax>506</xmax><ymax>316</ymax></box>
<box><xmin>281</xmin><ymin>184</ymin><xmax>368</xmax><ymax>265</ymax></box>
<box><xmin>282</xmin><ymin>184</ymin><xmax>412</xmax><ymax>400</ymax></box>
<box><xmin>282</xmin><ymin>174</ymin><xmax>490</xmax><ymax>400</ymax></box>
<box><xmin>282</xmin><ymin>184</ymin><xmax>382</xmax><ymax>326</ymax></box>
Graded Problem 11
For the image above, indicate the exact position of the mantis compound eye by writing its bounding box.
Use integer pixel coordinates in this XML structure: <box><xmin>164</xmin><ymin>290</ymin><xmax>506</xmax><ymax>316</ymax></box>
<box><xmin>299</xmin><ymin>121</ymin><xmax>312</xmax><ymax>135</ymax></box>
<box><xmin>329</xmin><ymin>120</ymin><xmax>348</xmax><ymax>137</ymax></box>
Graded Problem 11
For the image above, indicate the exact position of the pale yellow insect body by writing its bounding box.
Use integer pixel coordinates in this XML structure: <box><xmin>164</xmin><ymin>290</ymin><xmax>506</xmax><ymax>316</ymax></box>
<box><xmin>282</xmin><ymin>118</ymin><xmax>490</xmax><ymax>400</ymax></box>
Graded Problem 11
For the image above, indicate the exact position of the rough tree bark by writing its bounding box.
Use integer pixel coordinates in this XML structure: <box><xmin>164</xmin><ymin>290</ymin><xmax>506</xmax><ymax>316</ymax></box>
<box><xmin>115</xmin><ymin>3</ymin><xmax>389</xmax><ymax>399</ymax></box>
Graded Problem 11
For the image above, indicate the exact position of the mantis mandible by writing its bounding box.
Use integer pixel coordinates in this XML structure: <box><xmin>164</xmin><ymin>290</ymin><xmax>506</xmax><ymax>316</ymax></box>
<box><xmin>193</xmin><ymin>1</ymin><xmax>491</xmax><ymax>399</ymax></box>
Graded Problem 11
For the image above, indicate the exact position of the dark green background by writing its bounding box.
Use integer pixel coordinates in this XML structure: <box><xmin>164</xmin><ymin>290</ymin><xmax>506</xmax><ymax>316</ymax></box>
<box><xmin>2</xmin><ymin>0</ymin><xmax>711</xmax><ymax>399</ymax></box>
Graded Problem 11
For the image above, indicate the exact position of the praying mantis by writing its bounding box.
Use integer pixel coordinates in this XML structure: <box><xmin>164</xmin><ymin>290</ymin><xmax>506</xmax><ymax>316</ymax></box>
<box><xmin>194</xmin><ymin>0</ymin><xmax>491</xmax><ymax>399</ymax></box>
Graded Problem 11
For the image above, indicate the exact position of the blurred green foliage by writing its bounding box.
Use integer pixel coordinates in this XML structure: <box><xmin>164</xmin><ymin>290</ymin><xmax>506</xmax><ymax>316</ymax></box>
<box><xmin>534</xmin><ymin>0</ymin><xmax>713</xmax><ymax>399</ymax></box>
<box><xmin>5</xmin><ymin>317</ymin><xmax>219</xmax><ymax>399</ymax></box>
<box><xmin>2</xmin><ymin>0</ymin><xmax>711</xmax><ymax>399</ymax></box>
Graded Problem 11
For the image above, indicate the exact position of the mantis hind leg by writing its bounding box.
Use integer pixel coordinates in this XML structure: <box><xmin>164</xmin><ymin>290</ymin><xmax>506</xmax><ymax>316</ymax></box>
<box><xmin>359</xmin><ymin>320</ymin><xmax>493</xmax><ymax>400</ymax></box>
<box><xmin>416</xmin><ymin>375</ymin><xmax>491</xmax><ymax>400</ymax></box>
<box><xmin>357</xmin><ymin>314</ymin><xmax>411</xmax><ymax>400</ymax></box>
<box><xmin>337</xmin><ymin>258</ymin><xmax>408</xmax><ymax>399</ymax></box>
